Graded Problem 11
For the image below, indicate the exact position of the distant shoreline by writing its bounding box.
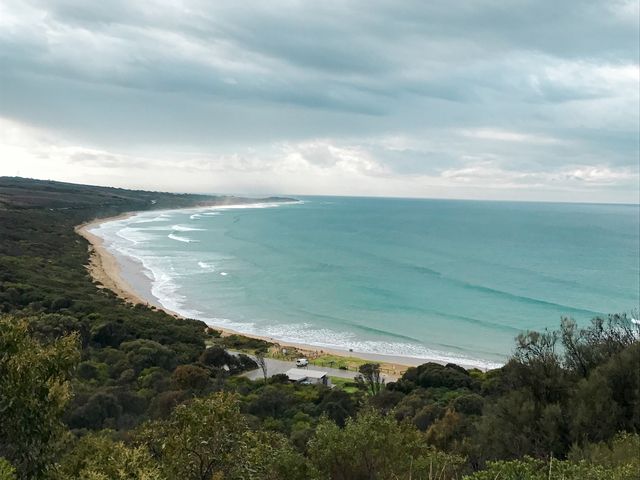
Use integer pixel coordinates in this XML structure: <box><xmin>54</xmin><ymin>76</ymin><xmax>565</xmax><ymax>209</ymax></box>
<box><xmin>76</xmin><ymin>207</ymin><xmax>497</xmax><ymax>373</ymax></box>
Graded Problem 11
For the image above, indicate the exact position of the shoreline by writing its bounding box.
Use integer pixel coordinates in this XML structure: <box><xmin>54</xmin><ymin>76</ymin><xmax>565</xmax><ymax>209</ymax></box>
<box><xmin>75</xmin><ymin>213</ymin><xmax>149</xmax><ymax>306</ymax></box>
<box><xmin>76</xmin><ymin>208</ymin><xmax>499</xmax><ymax>374</ymax></box>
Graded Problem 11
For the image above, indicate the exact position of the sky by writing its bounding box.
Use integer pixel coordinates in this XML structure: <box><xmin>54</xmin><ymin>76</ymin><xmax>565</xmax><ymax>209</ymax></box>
<box><xmin>0</xmin><ymin>0</ymin><xmax>638</xmax><ymax>203</ymax></box>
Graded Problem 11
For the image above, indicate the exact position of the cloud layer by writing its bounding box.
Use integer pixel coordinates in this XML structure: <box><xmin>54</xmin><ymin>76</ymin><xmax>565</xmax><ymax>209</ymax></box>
<box><xmin>1</xmin><ymin>0</ymin><xmax>638</xmax><ymax>202</ymax></box>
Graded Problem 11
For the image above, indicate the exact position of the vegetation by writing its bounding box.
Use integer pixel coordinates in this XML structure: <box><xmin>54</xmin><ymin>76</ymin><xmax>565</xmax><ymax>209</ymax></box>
<box><xmin>0</xmin><ymin>319</ymin><xmax>79</xmax><ymax>478</ymax></box>
<box><xmin>0</xmin><ymin>177</ymin><xmax>638</xmax><ymax>479</ymax></box>
<box><xmin>307</xmin><ymin>353</ymin><xmax>370</xmax><ymax>371</ymax></box>
<box><xmin>329</xmin><ymin>376</ymin><xmax>360</xmax><ymax>394</ymax></box>
<box><xmin>355</xmin><ymin>363</ymin><xmax>385</xmax><ymax>395</ymax></box>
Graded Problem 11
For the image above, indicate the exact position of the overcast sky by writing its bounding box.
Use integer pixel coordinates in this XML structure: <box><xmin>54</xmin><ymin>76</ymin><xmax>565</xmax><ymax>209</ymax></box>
<box><xmin>1</xmin><ymin>0</ymin><xmax>638</xmax><ymax>202</ymax></box>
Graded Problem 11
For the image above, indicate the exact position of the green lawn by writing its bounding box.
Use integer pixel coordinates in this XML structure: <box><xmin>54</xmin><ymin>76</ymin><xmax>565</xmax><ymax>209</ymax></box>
<box><xmin>329</xmin><ymin>376</ymin><xmax>360</xmax><ymax>393</ymax></box>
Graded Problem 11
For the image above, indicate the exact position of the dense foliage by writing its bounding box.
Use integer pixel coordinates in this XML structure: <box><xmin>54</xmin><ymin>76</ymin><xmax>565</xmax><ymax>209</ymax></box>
<box><xmin>1</xmin><ymin>178</ymin><xmax>638</xmax><ymax>479</ymax></box>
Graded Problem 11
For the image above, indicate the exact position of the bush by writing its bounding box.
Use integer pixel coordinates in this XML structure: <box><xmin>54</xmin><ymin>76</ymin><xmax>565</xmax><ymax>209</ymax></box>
<box><xmin>200</xmin><ymin>345</ymin><xmax>230</xmax><ymax>367</ymax></box>
<box><xmin>0</xmin><ymin>458</ymin><xmax>16</xmax><ymax>480</ymax></box>
<box><xmin>56</xmin><ymin>433</ymin><xmax>164</xmax><ymax>480</ymax></box>
<box><xmin>416</xmin><ymin>363</ymin><xmax>477</xmax><ymax>390</ymax></box>
<box><xmin>464</xmin><ymin>456</ymin><xmax>639</xmax><ymax>480</ymax></box>
<box><xmin>67</xmin><ymin>392</ymin><xmax>122</xmax><ymax>430</ymax></box>
<box><xmin>452</xmin><ymin>394</ymin><xmax>484</xmax><ymax>415</ymax></box>
<box><xmin>77</xmin><ymin>361</ymin><xmax>108</xmax><ymax>382</ymax></box>
<box><xmin>221</xmin><ymin>334</ymin><xmax>272</xmax><ymax>351</ymax></box>
<box><xmin>120</xmin><ymin>339</ymin><xmax>177</xmax><ymax>373</ymax></box>
<box><xmin>569</xmin><ymin>432</ymin><xmax>640</xmax><ymax>469</ymax></box>
<box><xmin>171</xmin><ymin>364</ymin><xmax>211</xmax><ymax>392</ymax></box>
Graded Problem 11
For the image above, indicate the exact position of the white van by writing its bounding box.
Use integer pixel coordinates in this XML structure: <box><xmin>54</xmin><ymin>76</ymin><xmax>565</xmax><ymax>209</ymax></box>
<box><xmin>295</xmin><ymin>358</ymin><xmax>308</xmax><ymax>367</ymax></box>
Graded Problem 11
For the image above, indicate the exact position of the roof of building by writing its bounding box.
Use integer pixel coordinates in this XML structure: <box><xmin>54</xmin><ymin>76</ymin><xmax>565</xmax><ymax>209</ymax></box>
<box><xmin>285</xmin><ymin>368</ymin><xmax>327</xmax><ymax>381</ymax></box>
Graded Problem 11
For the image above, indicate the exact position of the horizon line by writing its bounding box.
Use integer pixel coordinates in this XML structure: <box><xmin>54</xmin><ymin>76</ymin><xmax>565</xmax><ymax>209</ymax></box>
<box><xmin>3</xmin><ymin>175</ymin><xmax>639</xmax><ymax>208</ymax></box>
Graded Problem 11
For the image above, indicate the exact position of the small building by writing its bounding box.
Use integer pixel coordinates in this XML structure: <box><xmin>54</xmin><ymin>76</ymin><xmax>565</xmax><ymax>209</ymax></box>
<box><xmin>285</xmin><ymin>368</ymin><xmax>331</xmax><ymax>386</ymax></box>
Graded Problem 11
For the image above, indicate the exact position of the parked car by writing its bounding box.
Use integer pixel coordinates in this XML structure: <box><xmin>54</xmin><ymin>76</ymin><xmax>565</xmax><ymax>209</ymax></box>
<box><xmin>295</xmin><ymin>357</ymin><xmax>308</xmax><ymax>367</ymax></box>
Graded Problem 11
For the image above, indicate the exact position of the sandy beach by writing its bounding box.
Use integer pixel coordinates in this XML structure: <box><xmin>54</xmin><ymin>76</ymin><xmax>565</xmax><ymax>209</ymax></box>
<box><xmin>76</xmin><ymin>210</ymin><xmax>491</xmax><ymax>374</ymax></box>
<box><xmin>75</xmin><ymin>214</ymin><xmax>149</xmax><ymax>306</ymax></box>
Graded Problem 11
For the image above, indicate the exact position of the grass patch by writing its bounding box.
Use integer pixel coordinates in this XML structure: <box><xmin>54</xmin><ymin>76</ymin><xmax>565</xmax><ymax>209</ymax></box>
<box><xmin>330</xmin><ymin>376</ymin><xmax>361</xmax><ymax>393</ymax></box>
<box><xmin>310</xmin><ymin>354</ymin><xmax>373</xmax><ymax>372</ymax></box>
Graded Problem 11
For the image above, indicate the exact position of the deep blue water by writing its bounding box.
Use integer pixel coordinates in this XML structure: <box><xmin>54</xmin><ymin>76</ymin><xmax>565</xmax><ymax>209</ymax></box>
<box><xmin>91</xmin><ymin>197</ymin><xmax>640</xmax><ymax>368</ymax></box>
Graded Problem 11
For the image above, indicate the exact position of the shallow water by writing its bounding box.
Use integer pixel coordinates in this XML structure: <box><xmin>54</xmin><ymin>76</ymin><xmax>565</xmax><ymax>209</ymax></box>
<box><xmin>91</xmin><ymin>197</ymin><xmax>640</xmax><ymax>369</ymax></box>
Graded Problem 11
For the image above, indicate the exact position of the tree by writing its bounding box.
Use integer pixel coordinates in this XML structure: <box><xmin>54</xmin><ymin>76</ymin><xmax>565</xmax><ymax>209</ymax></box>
<box><xmin>317</xmin><ymin>389</ymin><xmax>358</xmax><ymax>426</ymax></box>
<box><xmin>452</xmin><ymin>393</ymin><xmax>484</xmax><ymax>415</ymax></box>
<box><xmin>570</xmin><ymin>343</ymin><xmax>640</xmax><ymax>444</ymax></box>
<box><xmin>199</xmin><ymin>345</ymin><xmax>230</xmax><ymax>368</ymax></box>
<box><xmin>67</xmin><ymin>391</ymin><xmax>122</xmax><ymax>430</ymax></box>
<box><xmin>242</xmin><ymin>430</ymin><xmax>318</xmax><ymax>480</ymax></box>
<box><xmin>0</xmin><ymin>317</ymin><xmax>80</xmax><ymax>479</ymax></box>
<box><xmin>397</xmin><ymin>362</ymin><xmax>476</xmax><ymax>391</ymax></box>
<box><xmin>137</xmin><ymin>392</ymin><xmax>252</xmax><ymax>480</ymax></box>
<box><xmin>55</xmin><ymin>432</ymin><xmax>164</xmax><ymax>480</ymax></box>
<box><xmin>560</xmin><ymin>315</ymin><xmax>639</xmax><ymax>378</ymax></box>
<box><xmin>199</xmin><ymin>346</ymin><xmax>257</xmax><ymax>375</ymax></box>
<box><xmin>120</xmin><ymin>339</ymin><xmax>177</xmax><ymax>373</ymax></box>
<box><xmin>473</xmin><ymin>389</ymin><xmax>539</xmax><ymax>460</ymax></box>
<box><xmin>356</xmin><ymin>363</ymin><xmax>384</xmax><ymax>396</ymax></box>
<box><xmin>171</xmin><ymin>364</ymin><xmax>211</xmax><ymax>392</ymax></box>
<box><xmin>513</xmin><ymin>330</ymin><xmax>566</xmax><ymax>405</ymax></box>
<box><xmin>309</xmin><ymin>408</ymin><xmax>465</xmax><ymax>480</ymax></box>
<box><xmin>255</xmin><ymin>349</ymin><xmax>268</xmax><ymax>383</ymax></box>
<box><xmin>426</xmin><ymin>408</ymin><xmax>473</xmax><ymax>452</ymax></box>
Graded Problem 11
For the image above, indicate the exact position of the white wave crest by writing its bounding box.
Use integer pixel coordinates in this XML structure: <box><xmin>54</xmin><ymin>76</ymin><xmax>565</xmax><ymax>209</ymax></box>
<box><xmin>172</xmin><ymin>224</ymin><xmax>205</xmax><ymax>232</ymax></box>
<box><xmin>114</xmin><ymin>227</ymin><xmax>151</xmax><ymax>245</ymax></box>
<box><xmin>202</xmin><ymin>201</ymin><xmax>301</xmax><ymax>212</ymax></box>
<box><xmin>134</xmin><ymin>213</ymin><xmax>172</xmax><ymax>223</ymax></box>
<box><xmin>198</xmin><ymin>261</ymin><xmax>215</xmax><ymax>272</ymax></box>
<box><xmin>194</xmin><ymin>318</ymin><xmax>504</xmax><ymax>370</ymax></box>
<box><xmin>168</xmin><ymin>233</ymin><xmax>197</xmax><ymax>243</ymax></box>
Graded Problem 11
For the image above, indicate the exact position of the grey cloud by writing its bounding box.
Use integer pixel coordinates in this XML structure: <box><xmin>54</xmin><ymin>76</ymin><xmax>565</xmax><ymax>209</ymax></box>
<box><xmin>67</xmin><ymin>151</ymin><xmax>149</xmax><ymax>169</ymax></box>
<box><xmin>0</xmin><ymin>0</ymin><xmax>637</xmax><ymax>202</ymax></box>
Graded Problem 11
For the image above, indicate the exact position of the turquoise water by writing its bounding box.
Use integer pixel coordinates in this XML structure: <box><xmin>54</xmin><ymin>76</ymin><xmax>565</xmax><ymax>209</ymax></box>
<box><xmin>91</xmin><ymin>197</ymin><xmax>640</xmax><ymax>368</ymax></box>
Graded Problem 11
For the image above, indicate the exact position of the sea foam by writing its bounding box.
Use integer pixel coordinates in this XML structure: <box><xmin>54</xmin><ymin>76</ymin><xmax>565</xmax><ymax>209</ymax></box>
<box><xmin>168</xmin><ymin>233</ymin><xmax>197</xmax><ymax>243</ymax></box>
<box><xmin>198</xmin><ymin>261</ymin><xmax>215</xmax><ymax>272</ymax></box>
<box><xmin>172</xmin><ymin>224</ymin><xmax>205</xmax><ymax>232</ymax></box>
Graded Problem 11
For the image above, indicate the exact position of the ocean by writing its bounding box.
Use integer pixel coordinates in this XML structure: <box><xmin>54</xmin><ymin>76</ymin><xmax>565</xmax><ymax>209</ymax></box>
<box><xmin>89</xmin><ymin>197</ymin><xmax>640</xmax><ymax>369</ymax></box>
